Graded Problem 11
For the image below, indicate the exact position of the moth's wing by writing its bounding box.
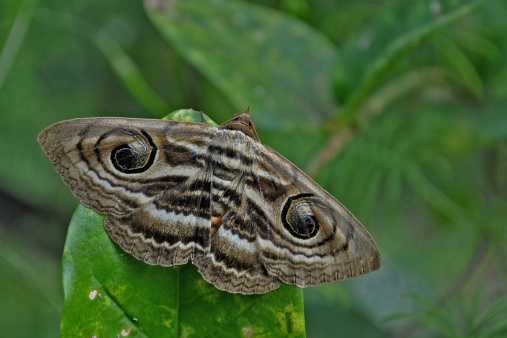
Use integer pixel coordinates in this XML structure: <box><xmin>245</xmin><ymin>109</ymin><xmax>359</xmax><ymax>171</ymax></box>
<box><xmin>38</xmin><ymin>117</ymin><xmax>216</xmax><ymax>265</ymax></box>
<box><xmin>250</xmin><ymin>144</ymin><xmax>381</xmax><ymax>287</ymax></box>
<box><xmin>193</xmin><ymin>201</ymin><xmax>281</xmax><ymax>294</ymax></box>
<box><xmin>192</xmin><ymin>131</ymin><xmax>281</xmax><ymax>294</ymax></box>
<box><xmin>104</xmin><ymin>162</ymin><xmax>215</xmax><ymax>266</ymax></box>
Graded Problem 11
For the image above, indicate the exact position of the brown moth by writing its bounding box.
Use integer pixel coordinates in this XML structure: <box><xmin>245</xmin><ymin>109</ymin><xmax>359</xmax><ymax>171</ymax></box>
<box><xmin>38</xmin><ymin>111</ymin><xmax>381</xmax><ymax>294</ymax></box>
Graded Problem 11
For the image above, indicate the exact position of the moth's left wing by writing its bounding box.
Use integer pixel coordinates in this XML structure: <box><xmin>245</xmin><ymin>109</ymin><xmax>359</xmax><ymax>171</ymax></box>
<box><xmin>248</xmin><ymin>144</ymin><xmax>381</xmax><ymax>288</ymax></box>
<box><xmin>191</xmin><ymin>128</ymin><xmax>380</xmax><ymax>293</ymax></box>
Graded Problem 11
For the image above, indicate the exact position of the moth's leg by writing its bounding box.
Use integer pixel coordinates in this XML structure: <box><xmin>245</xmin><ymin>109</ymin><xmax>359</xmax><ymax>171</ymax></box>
<box><xmin>210</xmin><ymin>214</ymin><xmax>224</xmax><ymax>237</ymax></box>
<box><xmin>210</xmin><ymin>202</ymin><xmax>228</xmax><ymax>237</ymax></box>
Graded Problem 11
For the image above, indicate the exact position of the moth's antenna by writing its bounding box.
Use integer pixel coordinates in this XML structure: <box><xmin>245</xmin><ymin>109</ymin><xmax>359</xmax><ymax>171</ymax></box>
<box><xmin>250</xmin><ymin>118</ymin><xmax>260</xmax><ymax>142</ymax></box>
<box><xmin>219</xmin><ymin>116</ymin><xmax>237</xmax><ymax>127</ymax></box>
<box><xmin>243</xmin><ymin>107</ymin><xmax>261</xmax><ymax>141</ymax></box>
<box><xmin>219</xmin><ymin>110</ymin><xmax>244</xmax><ymax>127</ymax></box>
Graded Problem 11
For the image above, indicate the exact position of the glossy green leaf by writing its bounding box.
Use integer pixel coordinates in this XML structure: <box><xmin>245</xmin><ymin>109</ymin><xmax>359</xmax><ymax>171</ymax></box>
<box><xmin>60</xmin><ymin>112</ymin><xmax>305</xmax><ymax>337</ymax></box>
<box><xmin>144</xmin><ymin>0</ymin><xmax>337</xmax><ymax>130</ymax></box>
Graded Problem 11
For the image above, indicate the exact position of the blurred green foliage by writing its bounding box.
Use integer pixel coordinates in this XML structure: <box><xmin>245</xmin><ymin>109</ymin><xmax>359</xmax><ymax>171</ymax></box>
<box><xmin>1</xmin><ymin>0</ymin><xmax>506</xmax><ymax>336</ymax></box>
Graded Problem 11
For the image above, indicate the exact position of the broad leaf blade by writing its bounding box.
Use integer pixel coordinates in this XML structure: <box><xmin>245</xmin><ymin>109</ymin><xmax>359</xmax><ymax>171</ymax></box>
<box><xmin>145</xmin><ymin>0</ymin><xmax>337</xmax><ymax>129</ymax></box>
<box><xmin>61</xmin><ymin>204</ymin><xmax>305</xmax><ymax>336</ymax></box>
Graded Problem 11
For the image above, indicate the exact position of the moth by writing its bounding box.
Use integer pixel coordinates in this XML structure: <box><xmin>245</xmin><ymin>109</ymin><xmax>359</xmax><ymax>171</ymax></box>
<box><xmin>38</xmin><ymin>111</ymin><xmax>381</xmax><ymax>294</ymax></box>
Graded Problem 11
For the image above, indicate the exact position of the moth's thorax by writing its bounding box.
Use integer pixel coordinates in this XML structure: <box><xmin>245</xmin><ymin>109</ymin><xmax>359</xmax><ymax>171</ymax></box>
<box><xmin>211</xmin><ymin>128</ymin><xmax>259</xmax><ymax>171</ymax></box>
<box><xmin>220</xmin><ymin>111</ymin><xmax>258</xmax><ymax>141</ymax></box>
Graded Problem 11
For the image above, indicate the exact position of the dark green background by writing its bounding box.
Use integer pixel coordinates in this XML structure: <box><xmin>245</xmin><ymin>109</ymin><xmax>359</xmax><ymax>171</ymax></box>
<box><xmin>1</xmin><ymin>0</ymin><xmax>506</xmax><ymax>336</ymax></box>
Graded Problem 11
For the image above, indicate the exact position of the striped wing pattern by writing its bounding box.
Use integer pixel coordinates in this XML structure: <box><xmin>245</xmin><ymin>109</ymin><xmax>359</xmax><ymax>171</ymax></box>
<box><xmin>38</xmin><ymin>116</ymin><xmax>380</xmax><ymax>294</ymax></box>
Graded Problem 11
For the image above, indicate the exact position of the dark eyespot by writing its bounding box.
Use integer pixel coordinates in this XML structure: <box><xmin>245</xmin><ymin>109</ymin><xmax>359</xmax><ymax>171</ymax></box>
<box><xmin>281</xmin><ymin>193</ymin><xmax>323</xmax><ymax>240</ymax></box>
<box><xmin>111</xmin><ymin>130</ymin><xmax>157</xmax><ymax>173</ymax></box>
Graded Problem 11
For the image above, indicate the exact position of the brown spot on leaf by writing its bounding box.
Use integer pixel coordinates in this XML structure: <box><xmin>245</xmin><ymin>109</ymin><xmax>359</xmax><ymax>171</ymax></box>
<box><xmin>121</xmin><ymin>327</ymin><xmax>132</xmax><ymax>337</ymax></box>
<box><xmin>242</xmin><ymin>326</ymin><xmax>253</xmax><ymax>338</ymax></box>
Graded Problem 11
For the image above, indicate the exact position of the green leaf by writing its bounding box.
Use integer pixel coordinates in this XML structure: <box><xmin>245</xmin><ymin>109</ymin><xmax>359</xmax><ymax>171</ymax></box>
<box><xmin>60</xmin><ymin>112</ymin><xmax>305</xmax><ymax>337</ymax></box>
<box><xmin>162</xmin><ymin>108</ymin><xmax>218</xmax><ymax>126</ymax></box>
<box><xmin>144</xmin><ymin>0</ymin><xmax>337</xmax><ymax>130</ymax></box>
<box><xmin>432</xmin><ymin>33</ymin><xmax>484</xmax><ymax>98</ymax></box>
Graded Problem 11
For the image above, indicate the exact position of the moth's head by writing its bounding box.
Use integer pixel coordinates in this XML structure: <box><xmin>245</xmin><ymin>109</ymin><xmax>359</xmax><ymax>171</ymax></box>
<box><xmin>221</xmin><ymin>109</ymin><xmax>259</xmax><ymax>141</ymax></box>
